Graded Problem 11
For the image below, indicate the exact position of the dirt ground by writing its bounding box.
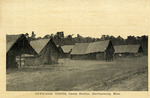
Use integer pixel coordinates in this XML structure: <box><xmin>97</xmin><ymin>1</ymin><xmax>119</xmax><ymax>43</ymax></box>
<box><xmin>6</xmin><ymin>56</ymin><xmax>148</xmax><ymax>91</ymax></box>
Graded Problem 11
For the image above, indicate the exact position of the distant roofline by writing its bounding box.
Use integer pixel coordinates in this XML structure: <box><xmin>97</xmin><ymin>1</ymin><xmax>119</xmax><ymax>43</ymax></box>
<box><xmin>30</xmin><ymin>38</ymin><xmax>51</xmax><ymax>42</ymax></box>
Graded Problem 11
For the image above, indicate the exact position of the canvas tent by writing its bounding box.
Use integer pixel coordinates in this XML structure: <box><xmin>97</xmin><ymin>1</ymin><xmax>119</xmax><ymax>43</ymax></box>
<box><xmin>71</xmin><ymin>40</ymin><xmax>114</xmax><ymax>60</ymax></box>
<box><xmin>114</xmin><ymin>45</ymin><xmax>143</xmax><ymax>57</ymax></box>
<box><xmin>6</xmin><ymin>34</ymin><xmax>37</xmax><ymax>68</ymax></box>
<box><xmin>24</xmin><ymin>38</ymin><xmax>59</xmax><ymax>66</ymax></box>
<box><xmin>60</xmin><ymin>45</ymin><xmax>74</xmax><ymax>58</ymax></box>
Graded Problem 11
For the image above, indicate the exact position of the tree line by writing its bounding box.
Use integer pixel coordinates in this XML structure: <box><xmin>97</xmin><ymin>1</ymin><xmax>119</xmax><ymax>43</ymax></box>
<box><xmin>25</xmin><ymin>31</ymin><xmax>148</xmax><ymax>54</ymax></box>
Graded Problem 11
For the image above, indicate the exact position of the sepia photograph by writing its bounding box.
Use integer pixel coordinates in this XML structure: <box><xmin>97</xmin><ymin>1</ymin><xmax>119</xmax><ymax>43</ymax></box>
<box><xmin>1</xmin><ymin>0</ymin><xmax>149</xmax><ymax>97</ymax></box>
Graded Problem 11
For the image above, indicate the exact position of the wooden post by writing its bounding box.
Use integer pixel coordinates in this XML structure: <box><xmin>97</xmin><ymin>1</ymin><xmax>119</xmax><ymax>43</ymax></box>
<box><xmin>20</xmin><ymin>55</ymin><xmax>21</xmax><ymax>67</ymax></box>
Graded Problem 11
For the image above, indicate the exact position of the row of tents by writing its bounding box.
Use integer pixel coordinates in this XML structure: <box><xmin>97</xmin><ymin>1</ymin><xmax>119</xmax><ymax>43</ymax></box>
<box><xmin>58</xmin><ymin>41</ymin><xmax>143</xmax><ymax>60</ymax></box>
<box><xmin>6</xmin><ymin>34</ymin><xmax>144</xmax><ymax>68</ymax></box>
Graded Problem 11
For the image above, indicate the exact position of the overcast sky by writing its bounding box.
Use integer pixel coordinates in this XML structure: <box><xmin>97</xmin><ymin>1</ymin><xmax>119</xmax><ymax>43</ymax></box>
<box><xmin>0</xmin><ymin>0</ymin><xmax>149</xmax><ymax>38</ymax></box>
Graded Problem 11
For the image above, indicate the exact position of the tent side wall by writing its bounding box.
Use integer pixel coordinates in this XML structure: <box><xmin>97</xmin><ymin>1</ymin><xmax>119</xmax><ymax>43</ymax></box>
<box><xmin>96</xmin><ymin>52</ymin><xmax>105</xmax><ymax>60</ymax></box>
<box><xmin>24</xmin><ymin>56</ymin><xmax>42</xmax><ymax>66</ymax></box>
<box><xmin>114</xmin><ymin>52</ymin><xmax>143</xmax><ymax>59</ymax></box>
<box><xmin>71</xmin><ymin>54</ymin><xmax>89</xmax><ymax>60</ymax></box>
<box><xmin>114</xmin><ymin>53</ymin><xmax>130</xmax><ymax>58</ymax></box>
<box><xmin>71</xmin><ymin>53</ymin><xmax>105</xmax><ymax>60</ymax></box>
<box><xmin>64</xmin><ymin>53</ymin><xmax>70</xmax><ymax>58</ymax></box>
<box><xmin>87</xmin><ymin>52</ymin><xmax>106</xmax><ymax>60</ymax></box>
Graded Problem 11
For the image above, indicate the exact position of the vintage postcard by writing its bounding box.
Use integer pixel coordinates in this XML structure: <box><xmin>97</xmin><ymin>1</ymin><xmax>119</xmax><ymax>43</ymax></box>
<box><xmin>0</xmin><ymin>0</ymin><xmax>149</xmax><ymax>98</ymax></box>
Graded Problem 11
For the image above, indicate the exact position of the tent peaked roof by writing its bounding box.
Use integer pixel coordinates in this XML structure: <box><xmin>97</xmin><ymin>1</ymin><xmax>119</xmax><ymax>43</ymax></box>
<box><xmin>86</xmin><ymin>40</ymin><xmax>111</xmax><ymax>54</ymax></box>
<box><xmin>71</xmin><ymin>43</ymin><xmax>90</xmax><ymax>55</ymax></box>
<box><xmin>114</xmin><ymin>45</ymin><xmax>141</xmax><ymax>53</ymax></box>
<box><xmin>71</xmin><ymin>40</ymin><xmax>111</xmax><ymax>55</ymax></box>
<box><xmin>30</xmin><ymin>39</ymin><xmax>51</xmax><ymax>54</ymax></box>
<box><xmin>6</xmin><ymin>34</ymin><xmax>23</xmax><ymax>52</ymax></box>
<box><xmin>61</xmin><ymin>45</ymin><xmax>74</xmax><ymax>53</ymax></box>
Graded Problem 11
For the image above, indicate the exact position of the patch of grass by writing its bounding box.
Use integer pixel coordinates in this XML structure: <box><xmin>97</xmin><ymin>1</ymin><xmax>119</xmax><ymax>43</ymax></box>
<box><xmin>6</xmin><ymin>56</ymin><xmax>148</xmax><ymax>91</ymax></box>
